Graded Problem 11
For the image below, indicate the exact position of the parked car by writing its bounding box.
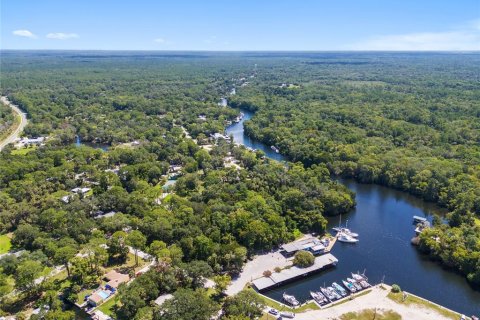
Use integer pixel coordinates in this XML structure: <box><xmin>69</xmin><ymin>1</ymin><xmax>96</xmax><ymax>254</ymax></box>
<box><xmin>268</xmin><ymin>308</ymin><xmax>279</xmax><ymax>315</ymax></box>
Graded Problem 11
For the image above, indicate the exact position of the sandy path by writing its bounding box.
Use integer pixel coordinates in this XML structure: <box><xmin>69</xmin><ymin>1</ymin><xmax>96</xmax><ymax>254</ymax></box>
<box><xmin>0</xmin><ymin>96</ymin><xmax>28</xmax><ymax>150</ymax></box>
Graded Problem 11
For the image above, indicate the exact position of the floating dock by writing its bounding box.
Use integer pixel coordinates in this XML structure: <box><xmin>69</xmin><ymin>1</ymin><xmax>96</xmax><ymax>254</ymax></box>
<box><xmin>413</xmin><ymin>215</ymin><xmax>427</xmax><ymax>223</ymax></box>
<box><xmin>252</xmin><ymin>253</ymin><xmax>338</xmax><ymax>291</ymax></box>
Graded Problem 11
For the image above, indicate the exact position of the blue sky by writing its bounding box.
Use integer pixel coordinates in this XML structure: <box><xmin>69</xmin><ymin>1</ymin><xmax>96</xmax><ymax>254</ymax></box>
<box><xmin>2</xmin><ymin>0</ymin><xmax>479</xmax><ymax>50</ymax></box>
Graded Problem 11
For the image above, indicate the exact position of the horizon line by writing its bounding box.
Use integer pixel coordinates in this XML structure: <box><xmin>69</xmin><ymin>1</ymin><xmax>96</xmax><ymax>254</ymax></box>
<box><xmin>1</xmin><ymin>49</ymin><xmax>479</xmax><ymax>53</ymax></box>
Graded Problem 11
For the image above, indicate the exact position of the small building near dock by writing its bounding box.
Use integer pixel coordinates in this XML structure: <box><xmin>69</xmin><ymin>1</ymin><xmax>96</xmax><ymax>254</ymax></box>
<box><xmin>281</xmin><ymin>237</ymin><xmax>327</xmax><ymax>257</ymax></box>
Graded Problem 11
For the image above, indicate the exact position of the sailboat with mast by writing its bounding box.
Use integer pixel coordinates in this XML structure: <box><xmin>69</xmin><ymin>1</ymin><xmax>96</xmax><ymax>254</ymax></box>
<box><xmin>332</xmin><ymin>215</ymin><xmax>359</xmax><ymax>238</ymax></box>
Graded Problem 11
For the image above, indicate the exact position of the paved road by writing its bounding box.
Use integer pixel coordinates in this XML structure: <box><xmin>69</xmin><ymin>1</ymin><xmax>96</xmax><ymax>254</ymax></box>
<box><xmin>0</xmin><ymin>96</ymin><xmax>28</xmax><ymax>150</ymax></box>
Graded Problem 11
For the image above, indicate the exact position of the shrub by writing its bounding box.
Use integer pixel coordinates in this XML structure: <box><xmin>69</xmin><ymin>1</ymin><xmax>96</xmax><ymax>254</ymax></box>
<box><xmin>274</xmin><ymin>267</ymin><xmax>282</xmax><ymax>273</ymax></box>
<box><xmin>263</xmin><ymin>270</ymin><xmax>272</xmax><ymax>277</ymax></box>
<box><xmin>391</xmin><ymin>284</ymin><xmax>401</xmax><ymax>293</ymax></box>
<box><xmin>293</xmin><ymin>250</ymin><xmax>314</xmax><ymax>268</ymax></box>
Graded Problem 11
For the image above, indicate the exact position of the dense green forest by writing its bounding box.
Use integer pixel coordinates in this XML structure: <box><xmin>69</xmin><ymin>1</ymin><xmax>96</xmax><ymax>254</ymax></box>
<box><xmin>228</xmin><ymin>53</ymin><xmax>480</xmax><ymax>286</ymax></box>
<box><xmin>0</xmin><ymin>102</ymin><xmax>15</xmax><ymax>139</ymax></box>
<box><xmin>0</xmin><ymin>51</ymin><xmax>478</xmax><ymax>318</ymax></box>
<box><xmin>0</xmin><ymin>51</ymin><xmax>357</xmax><ymax>318</ymax></box>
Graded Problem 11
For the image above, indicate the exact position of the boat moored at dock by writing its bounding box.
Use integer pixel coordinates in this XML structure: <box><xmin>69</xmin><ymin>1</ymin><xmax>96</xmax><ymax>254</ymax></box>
<box><xmin>310</xmin><ymin>291</ymin><xmax>328</xmax><ymax>305</ymax></box>
<box><xmin>332</xmin><ymin>282</ymin><xmax>348</xmax><ymax>297</ymax></box>
<box><xmin>342</xmin><ymin>280</ymin><xmax>357</xmax><ymax>293</ymax></box>
<box><xmin>283</xmin><ymin>293</ymin><xmax>299</xmax><ymax>306</ymax></box>
<box><xmin>347</xmin><ymin>277</ymin><xmax>363</xmax><ymax>291</ymax></box>
<box><xmin>337</xmin><ymin>232</ymin><xmax>359</xmax><ymax>243</ymax></box>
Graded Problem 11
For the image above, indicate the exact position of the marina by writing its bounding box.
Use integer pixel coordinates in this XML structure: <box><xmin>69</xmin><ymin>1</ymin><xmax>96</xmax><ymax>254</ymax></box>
<box><xmin>266</xmin><ymin>271</ymin><xmax>372</xmax><ymax>309</ymax></box>
<box><xmin>225</xmin><ymin>107</ymin><xmax>480</xmax><ymax>315</ymax></box>
<box><xmin>252</xmin><ymin>253</ymin><xmax>339</xmax><ymax>291</ymax></box>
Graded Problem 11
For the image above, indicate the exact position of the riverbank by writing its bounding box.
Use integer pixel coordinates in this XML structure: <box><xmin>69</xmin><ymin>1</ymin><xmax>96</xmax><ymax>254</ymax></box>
<box><xmin>225</xmin><ymin>106</ymin><xmax>480</xmax><ymax>315</ymax></box>
<box><xmin>0</xmin><ymin>96</ymin><xmax>28</xmax><ymax>151</ymax></box>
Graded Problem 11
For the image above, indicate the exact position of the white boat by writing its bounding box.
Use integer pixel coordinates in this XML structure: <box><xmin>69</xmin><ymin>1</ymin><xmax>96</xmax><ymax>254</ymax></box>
<box><xmin>280</xmin><ymin>311</ymin><xmax>295</xmax><ymax>318</ymax></box>
<box><xmin>310</xmin><ymin>291</ymin><xmax>327</xmax><ymax>305</ymax></box>
<box><xmin>347</xmin><ymin>277</ymin><xmax>363</xmax><ymax>291</ymax></box>
<box><xmin>413</xmin><ymin>215</ymin><xmax>427</xmax><ymax>223</ymax></box>
<box><xmin>271</xmin><ymin>145</ymin><xmax>280</xmax><ymax>153</ymax></box>
<box><xmin>351</xmin><ymin>272</ymin><xmax>366</xmax><ymax>281</ymax></box>
<box><xmin>337</xmin><ymin>232</ymin><xmax>359</xmax><ymax>243</ymax></box>
<box><xmin>332</xmin><ymin>216</ymin><xmax>359</xmax><ymax>237</ymax></box>
<box><xmin>327</xmin><ymin>286</ymin><xmax>342</xmax><ymax>300</ymax></box>
<box><xmin>332</xmin><ymin>282</ymin><xmax>348</xmax><ymax>297</ymax></box>
<box><xmin>332</xmin><ymin>227</ymin><xmax>359</xmax><ymax>238</ymax></box>
<box><xmin>342</xmin><ymin>280</ymin><xmax>357</xmax><ymax>293</ymax></box>
<box><xmin>320</xmin><ymin>287</ymin><xmax>336</xmax><ymax>301</ymax></box>
<box><xmin>283</xmin><ymin>293</ymin><xmax>299</xmax><ymax>306</ymax></box>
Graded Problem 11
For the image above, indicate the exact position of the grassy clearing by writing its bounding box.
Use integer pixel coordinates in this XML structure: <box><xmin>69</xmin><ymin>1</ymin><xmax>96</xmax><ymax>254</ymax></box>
<box><xmin>76</xmin><ymin>289</ymin><xmax>95</xmax><ymax>305</ymax></box>
<box><xmin>0</xmin><ymin>234</ymin><xmax>12</xmax><ymax>254</ymax></box>
<box><xmin>11</xmin><ymin>146</ymin><xmax>38</xmax><ymax>155</ymax></box>
<box><xmin>246</xmin><ymin>287</ymin><xmax>319</xmax><ymax>313</ymax></box>
<box><xmin>387</xmin><ymin>292</ymin><xmax>459</xmax><ymax>320</ymax></box>
<box><xmin>97</xmin><ymin>296</ymin><xmax>118</xmax><ymax>316</ymax></box>
<box><xmin>340</xmin><ymin>309</ymin><xmax>401</xmax><ymax>320</ymax></box>
<box><xmin>103</xmin><ymin>253</ymin><xmax>146</xmax><ymax>273</ymax></box>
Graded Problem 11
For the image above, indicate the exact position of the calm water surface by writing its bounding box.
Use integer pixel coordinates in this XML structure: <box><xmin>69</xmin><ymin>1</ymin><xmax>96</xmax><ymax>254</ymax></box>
<box><xmin>226</xmin><ymin>108</ymin><xmax>480</xmax><ymax>315</ymax></box>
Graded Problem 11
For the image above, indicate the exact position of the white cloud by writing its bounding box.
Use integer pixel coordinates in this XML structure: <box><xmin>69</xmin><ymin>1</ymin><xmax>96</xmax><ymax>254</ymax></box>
<box><xmin>349</xmin><ymin>19</ymin><xmax>480</xmax><ymax>51</ymax></box>
<box><xmin>203</xmin><ymin>36</ymin><xmax>217</xmax><ymax>44</ymax></box>
<box><xmin>46</xmin><ymin>33</ymin><xmax>79</xmax><ymax>40</ymax></box>
<box><xmin>12</xmin><ymin>29</ymin><xmax>37</xmax><ymax>38</ymax></box>
<box><xmin>154</xmin><ymin>38</ymin><xmax>166</xmax><ymax>43</ymax></box>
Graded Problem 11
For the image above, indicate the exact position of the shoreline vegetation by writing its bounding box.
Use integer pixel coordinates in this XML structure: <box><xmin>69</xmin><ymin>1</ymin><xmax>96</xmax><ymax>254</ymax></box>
<box><xmin>0</xmin><ymin>51</ymin><xmax>478</xmax><ymax>318</ymax></box>
<box><xmin>228</xmin><ymin>54</ymin><xmax>480</xmax><ymax>285</ymax></box>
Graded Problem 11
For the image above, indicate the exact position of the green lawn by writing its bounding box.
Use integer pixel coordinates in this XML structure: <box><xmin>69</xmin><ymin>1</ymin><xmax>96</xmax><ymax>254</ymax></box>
<box><xmin>11</xmin><ymin>146</ymin><xmax>38</xmax><ymax>155</ymax></box>
<box><xmin>76</xmin><ymin>288</ymin><xmax>95</xmax><ymax>305</ymax></box>
<box><xmin>387</xmin><ymin>292</ymin><xmax>460</xmax><ymax>320</ymax></box>
<box><xmin>0</xmin><ymin>234</ymin><xmax>12</xmax><ymax>254</ymax></box>
<box><xmin>340</xmin><ymin>309</ymin><xmax>401</xmax><ymax>320</ymax></box>
<box><xmin>97</xmin><ymin>296</ymin><xmax>118</xmax><ymax>316</ymax></box>
<box><xmin>246</xmin><ymin>287</ymin><xmax>319</xmax><ymax>313</ymax></box>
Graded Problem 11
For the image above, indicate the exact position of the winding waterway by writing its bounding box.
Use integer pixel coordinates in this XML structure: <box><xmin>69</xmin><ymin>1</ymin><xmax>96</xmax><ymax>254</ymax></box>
<box><xmin>225</xmin><ymin>108</ymin><xmax>480</xmax><ymax>315</ymax></box>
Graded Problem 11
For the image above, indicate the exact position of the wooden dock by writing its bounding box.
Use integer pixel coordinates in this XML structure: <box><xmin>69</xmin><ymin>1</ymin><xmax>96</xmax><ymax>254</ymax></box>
<box><xmin>324</xmin><ymin>236</ymin><xmax>337</xmax><ymax>253</ymax></box>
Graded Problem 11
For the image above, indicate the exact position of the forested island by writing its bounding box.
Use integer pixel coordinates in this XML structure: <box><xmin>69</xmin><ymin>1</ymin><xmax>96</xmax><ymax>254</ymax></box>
<box><xmin>0</xmin><ymin>51</ymin><xmax>478</xmax><ymax>319</ymax></box>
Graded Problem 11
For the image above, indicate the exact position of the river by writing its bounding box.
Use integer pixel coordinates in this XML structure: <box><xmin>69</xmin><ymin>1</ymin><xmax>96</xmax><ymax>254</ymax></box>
<box><xmin>225</xmin><ymin>108</ymin><xmax>480</xmax><ymax>315</ymax></box>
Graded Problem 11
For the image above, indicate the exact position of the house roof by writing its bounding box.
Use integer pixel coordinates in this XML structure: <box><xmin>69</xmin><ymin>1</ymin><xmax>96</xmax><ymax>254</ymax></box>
<box><xmin>88</xmin><ymin>292</ymin><xmax>104</xmax><ymax>304</ymax></box>
<box><xmin>154</xmin><ymin>293</ymin><xmax>173</xmax><ymax>306</ymax></box>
